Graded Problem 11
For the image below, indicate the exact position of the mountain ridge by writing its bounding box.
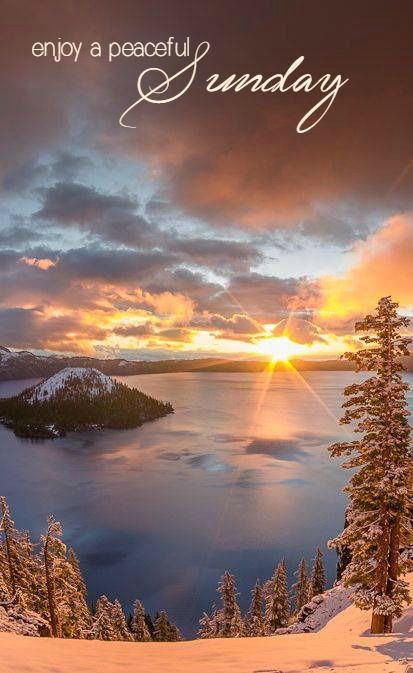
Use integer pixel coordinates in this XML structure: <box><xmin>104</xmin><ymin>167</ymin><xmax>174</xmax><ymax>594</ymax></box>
<box><xmin>0</xmin><ymin>346</ymin><xmax>412</xmax><ymax>381</ymax></box>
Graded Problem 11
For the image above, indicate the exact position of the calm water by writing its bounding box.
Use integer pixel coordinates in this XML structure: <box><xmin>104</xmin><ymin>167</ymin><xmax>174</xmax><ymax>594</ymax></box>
<box><xmin>1</xmin><ymin>370</ymin><xmax>412</xmax><ymax>636</ymax></box>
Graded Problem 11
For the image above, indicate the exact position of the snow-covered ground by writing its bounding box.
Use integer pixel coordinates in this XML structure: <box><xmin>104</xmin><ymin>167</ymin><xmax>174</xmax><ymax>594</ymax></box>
<box><xmin>1</xmin><ymin>574</ymin><xmax>412</xmax><ymax>673</ymax></box>
<box><xmin>27</xmin><ymin>367</ymin><xmax>116</xmax><ymax>402</ymax></box>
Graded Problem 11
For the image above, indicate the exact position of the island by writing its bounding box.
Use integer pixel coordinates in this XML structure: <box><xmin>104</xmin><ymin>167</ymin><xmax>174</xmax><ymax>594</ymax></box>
<box><xmin>0</xmin><ymin>367</ymin><xmax>173</xmax><ymax>438</ymax></box>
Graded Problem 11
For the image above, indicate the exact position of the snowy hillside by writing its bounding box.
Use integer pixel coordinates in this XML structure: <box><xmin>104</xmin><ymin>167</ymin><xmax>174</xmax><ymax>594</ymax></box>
<box><xmin>276</xmin><ymin>584</ymin><xmax>352</xmax><ymax>634</ymax></box>
<box><xmin>26</xmin><ymin>367</ymin><xmax>116</xmax><ymax>403</ymax></box>
<box><xmin>0</xmin><ymin>573</ymin><xmax>412</xmax><ymax>673</ymax></box>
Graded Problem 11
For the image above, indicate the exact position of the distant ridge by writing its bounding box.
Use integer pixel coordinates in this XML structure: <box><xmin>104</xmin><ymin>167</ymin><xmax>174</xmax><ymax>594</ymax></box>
<box><xmin>0</xmin><ymin>345</ymin><xmax>411</xmax><ymax>381</ymax></box>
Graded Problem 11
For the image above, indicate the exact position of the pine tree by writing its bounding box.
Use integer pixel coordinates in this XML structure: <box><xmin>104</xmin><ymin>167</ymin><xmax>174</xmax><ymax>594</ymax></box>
<box><xmin>41</xmin><ymin>516</ymin><xmax>62</xmax><ymax>637</ymax></box>
<box><xmin>89</xmin><ymin>596</ymin><xmax>118</xmax><ymax>640</ymax></box>
<box><xmin>198</xmin><ymin>611</ymin><xmax>214</xmax><ymax>639</ymax></box>
<box><xmin>217</xmin><ymin>571</ymin><xmax>242</xmax><ymax>638</ymax></box>
<box><xmin>168</xmin><ymin>620</ymin><xmax>181</xmax><ymax>642</ymax></box>
<box><xmin>264</xmin><ymin>560</ymin><xmax>290</xmax><ymax>633</ymax></box>
<box><xmin>130</xmin><ymin>599</ymin><xmax>151</xmax><ymax>641</ymax></box>
<box><xmin>0</xmin><ymin>547</ymin><xmax>9</xmax><ymax>602</ymax></box>
<box><xmin>292</xmin><ymin>559</ymin><xmax>311</xmax><ymax>613</ymax></box>
<box><xmin>65</xmin><ymin>548</ymin><xmax>92</xmax><ymax>638</ymax></box>
<box><xmin>154</xmin><ymin>610</ymin><xmax>171</xmax><ymax>641</ymax></box>
<box><xmin>246</xmin><ymin>580</ymin><xmax>265</xmax><ymax>636</ymax></box>
<box><xmin>111</xmin><ymin>599</ymin><xmax>133</xmax><ymax>641</ymax></box>
<box><xmin>311</xmin><ymin>548</ymin><xmax>327</xmax><ymax>597</ymax></box>
<box><xmin>41</xmin><ymin>516</ymin><xmax>92</xmax><ymax>638</ymax></box>
<box><xmin>0</xmin><ymin>497</ymin><xmax>36</xmax><ymax>605</ymax></box>
<box><xmin>198</xmin><ymin>605</ymin><xmax>222</xmax><ymax>639</ymax></box>
<box><xmin>153</xmin><ymin>610</ymin><xmax>181</xmax><ymax>642</ymax></box>
<box><xmin>327</xmin><ymin>297</ymin><xmax>413</xmax><ymax>634</ymax></box>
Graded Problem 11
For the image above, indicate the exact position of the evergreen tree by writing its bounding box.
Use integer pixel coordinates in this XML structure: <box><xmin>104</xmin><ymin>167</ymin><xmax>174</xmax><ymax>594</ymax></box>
<box><xmin>217</xmin><ymin>571</ymin><xmax>242</xmax><ymax>638</ymax></box>
<box><xmin>264</xmin><ymin>561</ymin><xmax>290</xmax><ymax>633</ymax></box>
<box><xmin>153</xmin><ymin>610</ymin><xmax>181</xmax><ymax>641</ymax></box>
<box><xmin>111</xmin><ymin>599</ymin><xmax>133</xmax><ymax>641</ymax></box>
<box><xmin>327</xmin><ymin>297</ymin><xmax>413</xmax><ymax>633</ymax></box>
<box><xmin>65</xmin><ymin>548</ymin><xmax>92</xmax><ymax>638</ymax></box>
<box><xmin>89</xmin><ymin>596</ymin><xmax>118</xmax><ymax>640</ymax></box>
<box><xmin>41</xmin><ymin>516</ymin><xmax>62</xmax><ymax>637</ymax></box>
<box><xmin>144</xmin><ymin>612</ymin><xmax>155</xmax><ymax>639</ymax></box>
<box><xmin>154</xmin><ymin>610</ymin><xmax>171</xmax><ymax>641</ymax></box>
<box><xmin>311</xmin><ymin>548</ymin><xmax>327</xmax><ymax>596</ymax></box>
<box><xmin>292</xmin><ymin>559</ymin><xmax>311</xmax><ymax>613</ymax></box>
<box><xmin>198</xmin><ymin>605</ymin><xmax>222</xmax><ymax>639</ymax></box>
<box><xmin>198</xmin><ymin>611</ymin><xmax>214</xmax><ymax>639</ymax></box>
<box><xmin>41</xmin><ymin>516</ymin><xmax>91</xmax><ymax>638</ymax></box>
<box><xmin>0</xmin><ymin>497</ymin><xmax>35</xmax><ymax>605</ymax></box>
<box><xmin>0</xmin><ymin>549</ymin><xmax>9</xmax><ymax>602</ymax></box>
<box><xmin>168</xmin><ymin>620</ymin><xmax>181</xmax><ymax>642</ymax></box>
<box><xmin>246</xmin><ymin>580</ymin><xmax>265</xmax><ymax>636</ymax></box>
<box><xmin>130</xmin><ymin>599</ymin><xmax>152</xmax><ymax>641</ymax></box>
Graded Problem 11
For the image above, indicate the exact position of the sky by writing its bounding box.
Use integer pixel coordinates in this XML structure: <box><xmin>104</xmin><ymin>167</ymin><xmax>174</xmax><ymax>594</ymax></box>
<box><xmin>1</xmin><ymin>0</ymin><xmax>413</xmax><ymax>361</ymax></box>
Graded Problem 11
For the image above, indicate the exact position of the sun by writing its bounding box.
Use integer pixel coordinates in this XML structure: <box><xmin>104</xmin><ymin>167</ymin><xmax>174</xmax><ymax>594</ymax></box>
<box><xmin>254</xmin><ymin>336</ymin><xmax>306</xmax><ymax>362</ymax></box>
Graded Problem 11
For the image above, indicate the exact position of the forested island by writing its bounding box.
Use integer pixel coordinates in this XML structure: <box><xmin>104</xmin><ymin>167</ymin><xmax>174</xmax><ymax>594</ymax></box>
<box><xmin>0</xmin><ymin>367</ymin><xmax>173</xmax><ymax>438</ymax></box>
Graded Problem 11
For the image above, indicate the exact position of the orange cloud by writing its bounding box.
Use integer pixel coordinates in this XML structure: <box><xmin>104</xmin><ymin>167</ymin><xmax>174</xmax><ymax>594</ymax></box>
<box><xmin>20</xmin><ymin>256</ymin><xmax>57</xmax><ymax>271</ymax></box>
<box><xmin>320</xmin><ymin>214</ymin><xmax>413</xmax><ymax>322</ymax></box>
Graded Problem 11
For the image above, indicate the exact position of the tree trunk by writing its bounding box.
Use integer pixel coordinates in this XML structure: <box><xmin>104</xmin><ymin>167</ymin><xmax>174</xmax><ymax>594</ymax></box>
<box><xmin>43</xmin><ymin>538</ymin><xmax>60</xmax><ymax>638</ymax></box>
<box><xmin>383</xmin><ymin>516</ymin><xmax>401</xmax><ymax>633</ymax></box>
<box><xmin>370</xmin><ymin>510</ymin><xmax>390</xmax><ymax>634</ymax></box>
<box><xmin>370</xmin><ymin>611</ymin><xmax>385</xmax><ymax>634</ymax></box>
<box><xmin>1</xmin><ymin>500</ymin><xmax>16</xmax><ymax>596</ymax></box>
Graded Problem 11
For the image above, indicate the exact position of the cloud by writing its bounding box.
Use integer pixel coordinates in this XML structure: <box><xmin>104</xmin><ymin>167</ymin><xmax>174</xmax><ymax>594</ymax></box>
<box><xmin>2</xmin><ymin>160</ymin><xmax>49</xmax><ymax>192</ymax></box>
<box><xmin>50</xmin><ymin>151</ymin><xmax>93</xmax><ymax>180</ymax></box>
<box><xmin>169</xmin><ymin>237</ymin><xmax>262</xmax><ymax>273</ymax></box>
<box><xmin>211</xmin><ymin>273</ymin><xmax>317</xmax><ymax>322</ymax></box>
<box><xmin>272</xmin><ymin>316</ymin><xmax>325</xmax><ymax>344</ymax></box>
<box><xmin>1</xmin><ymin>1</ymin><xmax>413</xmax><ymax>247</ymax></box>
<box><xmin>319</xmin><ymin>214</ymin><xmax>413</xmax><ymax>321</ymax></box>
<box><xmin>0</xmin><ymin>306</ymin><xmax>108</xmax><ymax>351</ymax></box>
<box><xmin>112</xmin><ymin>322</ymin><xmax>155</xmax><ymax>337</ymax></box>
<box><xmin>2</xmin><ymin>153</ymin><xmax>92</xmax><ymax>192</ymax></box>
<box><xmin>201</xmin><ymin>313</ymin><xmax>261</xmax><ymax>332</ymax></box>
<box><xmin>34</xmin><ymin>182</ymin><xmax>158</xmax><ymax>247</ymax></box>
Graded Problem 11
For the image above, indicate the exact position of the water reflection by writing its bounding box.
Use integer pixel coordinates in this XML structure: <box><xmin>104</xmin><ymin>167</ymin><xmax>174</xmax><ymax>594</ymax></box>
<box><xmin>0</xmin><ymin>371</ymin><xmax>410</xmax><ymax>636</ymax></box>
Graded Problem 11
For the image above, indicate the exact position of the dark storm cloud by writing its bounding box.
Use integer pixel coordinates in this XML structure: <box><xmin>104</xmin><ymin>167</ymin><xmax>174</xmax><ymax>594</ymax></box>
<box><xmin>34</xmin><ymin>182</ymin><xmax>156</xmax><ymax>247</ymax></box>
<box><xmin>2</xmin><ymin>153</ymin><xmax>92</xmax><ymax>192</ymax></box>
<box><xmin>57</xmin><ymin>247</ymin><xmax>174</xmax><ymax>284</ymax></box>
<box><xmin>35</xmin><ymin>182</ymin><xmax>137</xmax><ymax>223</ymax></box>
<box><xmin>2</xmin><ymin>161</ymin><xmax>49</xmax><ymax>192</ymax></box>
<box><xmin>0</xmin><ymin>225</ymin><xmax>41</xmax><ymax>247</ymax></box>
<box><xmin>51</xmin><ymin>151</ymin><xmax>93</xmax><ymax>180</ymax></box>
<box><xmin>169</xmin><ymin>237</ymin><xmax>262</xmax><ymax>273</ymax></box>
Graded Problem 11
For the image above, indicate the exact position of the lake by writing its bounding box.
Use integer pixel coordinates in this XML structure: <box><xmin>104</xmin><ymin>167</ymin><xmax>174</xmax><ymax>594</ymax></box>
<box><xmin>1</xmin><ymin>370</ymin><xmax>411</xmax><ymax>636</ymax></box>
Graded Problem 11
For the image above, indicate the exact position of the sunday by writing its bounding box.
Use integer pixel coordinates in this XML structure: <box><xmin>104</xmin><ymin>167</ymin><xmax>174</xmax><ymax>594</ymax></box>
<box><xmin>206</xmin><ymin>56</ymin><xmax>349</xmax><ymax>133</ymax></box>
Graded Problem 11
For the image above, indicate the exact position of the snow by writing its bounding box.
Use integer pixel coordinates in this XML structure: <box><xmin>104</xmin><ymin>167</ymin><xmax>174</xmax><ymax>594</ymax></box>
<box><xmin>0</xmin><ymin>604</ymin><xmax>48</xmax><ymax>637</ymax></box>
<box><xmin>26</xmin><ymin>367</ymin><xmax>116</xmax><ymax>403</ymax></box>
<box><xmin>0</xmin><ymin>574</ymin><xmax>412</xmax><ymax>673</ymax></box>
<box><xmin>0</xmin><ymin>347</ymin><xmax>21</xmax><ymax>361</ymax></box>
<box><xmin>275</xmin><ymin>584</ymin><xmax>352</xmax><ymax>634</ymax></box>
